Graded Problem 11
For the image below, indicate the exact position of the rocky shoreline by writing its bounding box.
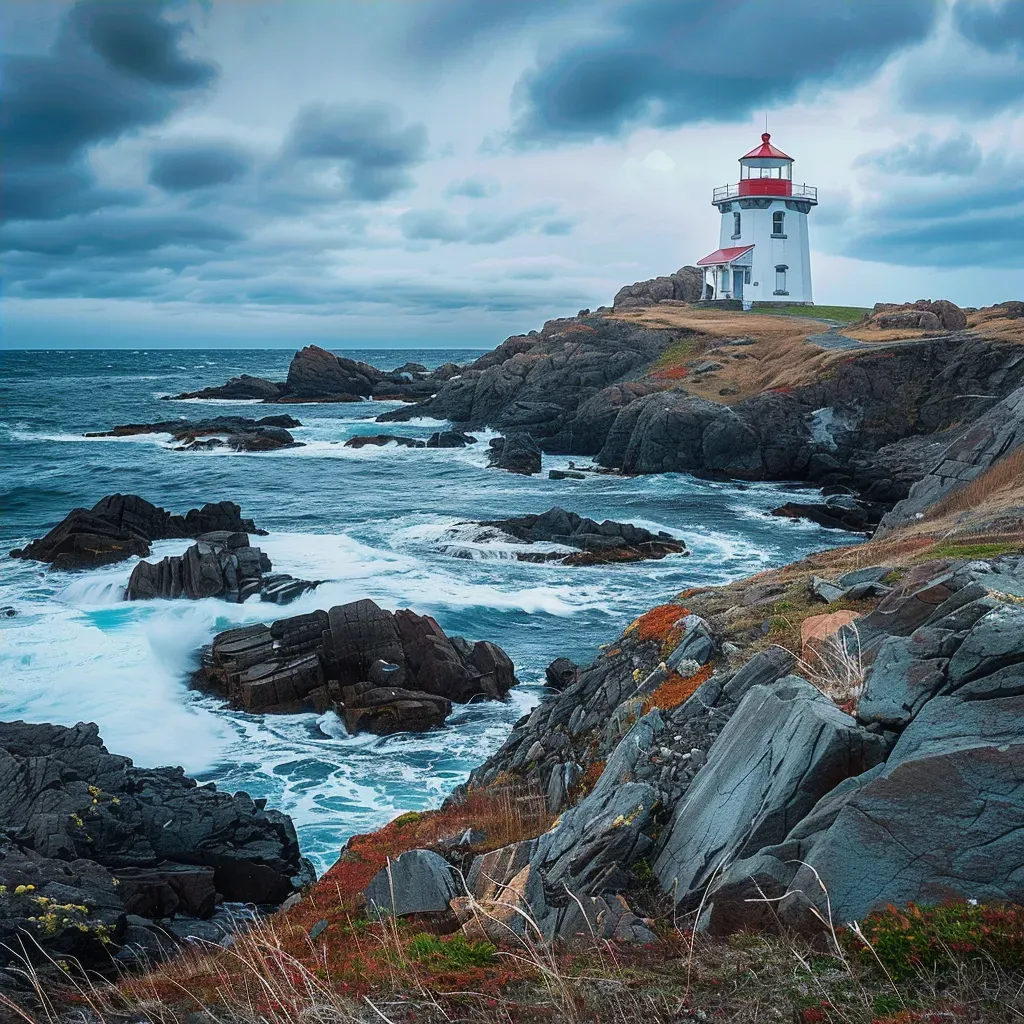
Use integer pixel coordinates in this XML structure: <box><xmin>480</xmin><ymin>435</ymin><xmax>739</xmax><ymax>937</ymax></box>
<box><xmin>0</xmin><ymin>721</ymin><xmax>313</xmax><ymax>988</ymax></box>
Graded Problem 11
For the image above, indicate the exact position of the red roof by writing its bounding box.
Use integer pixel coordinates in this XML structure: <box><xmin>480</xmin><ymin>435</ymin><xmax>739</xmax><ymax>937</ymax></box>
<box><xmin>741</xmin><ymin>132</ymin><xmax>793</xmax><ymax>161</ymax></box>
<box><xmin>696</xmin><ymin>244</ymin><xmax>754</xmax><ymax>267</ymax></box>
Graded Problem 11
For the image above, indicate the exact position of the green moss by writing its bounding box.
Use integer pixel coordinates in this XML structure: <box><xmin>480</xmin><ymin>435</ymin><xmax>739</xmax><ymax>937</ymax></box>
<box><xmin>391</xmin><ymin>811</ymin><xmax>424</xmax><ymax>827</ymax></box>
<box><xmin>929</xmin><ymin>541</ymin><xmax>1023</xmax><ymax>561</ymax></box>
<box><xmin>406</xmin><ymin>932</ymin><xmax>497</xmax><ymax>969</ymax></box>
<box><xmin>653</xmin><ymin>335</ymin><xmax>700</xmax><ymax>369</ymax></box>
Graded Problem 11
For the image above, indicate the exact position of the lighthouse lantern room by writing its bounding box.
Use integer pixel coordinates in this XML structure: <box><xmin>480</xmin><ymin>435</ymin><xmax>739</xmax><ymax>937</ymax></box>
<box><xmin>697</xmin><ymin>133</ymin><xmax>817</xmax><ymax>306</ymax></box>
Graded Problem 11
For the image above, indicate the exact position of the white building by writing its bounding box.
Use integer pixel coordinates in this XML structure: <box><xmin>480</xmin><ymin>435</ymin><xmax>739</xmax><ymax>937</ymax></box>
<box><xmin>697</xmin><ymin>133</ymin><xmax>817</xmax><ymax>306</ymax></box>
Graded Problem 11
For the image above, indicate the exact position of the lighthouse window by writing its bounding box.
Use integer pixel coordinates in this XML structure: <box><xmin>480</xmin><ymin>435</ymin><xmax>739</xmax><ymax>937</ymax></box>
<box><xmin>732</xmin><ymin>212</ymin><xmax>741</xmax><ymax>238</ymax></box>
<box><xmin>774</xmin><ymin>265</ymin><xmax>788</xmax><ymax>295</ymax></box>
<box><xmin>772</xmin><ymin>211</ymin><xmax>785</xmax><ymax>237</ymax></box>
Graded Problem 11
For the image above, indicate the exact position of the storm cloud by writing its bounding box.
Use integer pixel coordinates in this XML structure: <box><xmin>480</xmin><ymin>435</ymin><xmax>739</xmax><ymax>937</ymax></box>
<box><xmin>508</xmin><ymin>0</ymin><xmax>941</xmax><ymax>143</ymax></box>
<box><xmin>1</xmin><ymin>0</ymin><xmax>1020</xmax><ymax>347</ymax></box>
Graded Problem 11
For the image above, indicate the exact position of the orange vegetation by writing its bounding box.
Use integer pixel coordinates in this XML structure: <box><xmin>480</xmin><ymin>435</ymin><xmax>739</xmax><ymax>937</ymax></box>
<box><xmin>628</xmin><ymin>603</ymin><xmax>690</xmax><ymax>645</ymax></box>
<box><xmin>116</xmin><ymin>785</ymin><xmax>554</xmax><ymax>1013</ymax></box>
<box><xmin>570</xmin><ymin>758</ymin><xmax>606</xmax><ymax>803</ymax></box>
<box><xmin>642</xmin><ymin>663</ymin><xmax>714</xmax><ymax>715</ymax></box>
<box><xmin>650</xmin><ymin>364</ymin><xmax>689</xmax><ymax>381</ymax></box>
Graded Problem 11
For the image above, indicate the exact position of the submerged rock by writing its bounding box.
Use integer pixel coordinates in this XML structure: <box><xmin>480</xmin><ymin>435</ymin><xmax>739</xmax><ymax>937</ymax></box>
<box><xmin>86</xmin><ymin>415</ymin><xmax>303</xmax><ymax>451</ymax></box>
<box><xmin>194</xmin><ymin>598</ymin><xmax>518</xmax><ymax>732</ymax></box>
<box><xmin>345</xmin><ymin>434</ymin><xmax>425</xmax><ymax>449</ymax></box>
<box><xmin>9</xmin><ymin>494</ymin><xmax>263</xmax><ymax>570</ymax></box>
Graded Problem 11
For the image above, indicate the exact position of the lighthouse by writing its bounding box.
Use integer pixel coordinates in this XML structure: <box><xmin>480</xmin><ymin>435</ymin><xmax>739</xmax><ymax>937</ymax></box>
<box><xmin>697</xmin><ymin>133</ymin><xmax>817</xmax><ymax>306</ymax></box>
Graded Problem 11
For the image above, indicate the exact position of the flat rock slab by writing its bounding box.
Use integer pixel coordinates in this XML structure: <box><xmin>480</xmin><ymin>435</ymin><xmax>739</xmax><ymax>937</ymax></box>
<box><xmin>364</xmin><ymin>849</ymin><xmax>461</xmax><ymax>917</ymax></box>
<box><xmin>654</xmin><ymin>677</ymin><xmax>886</xmax><ymax>904</ymax></box>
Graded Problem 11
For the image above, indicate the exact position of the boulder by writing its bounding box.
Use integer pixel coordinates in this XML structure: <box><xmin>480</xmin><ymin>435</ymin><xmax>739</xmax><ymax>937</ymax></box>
<box><xmin>488</xmin><ymin>433</ymin><xmax>542</xmax><ymax>475</ymax></box>
<box><xmin>284</xmin><ymin>345</ymin><xmax>382</xmax><ymax>399</ymax></box>
<box><xmin>10</xmin><ymin>495</ymin><xmax>263</xmax><ymax>570</ymax></box>
<box><xmin>613</xmin><ymin>266</ymin><xmax>704</xmax><ymax>308</ymax></box>
<box><xmin>167</xmin><ymin>374</ymin><xmax>284</xmax><ymax>401</ymax></box>
<box><xmin>364</xmin><ymin>849</ymin><xmax>462</xmax><ymax>918</ymax></box>
<box><xmin>86</xmin><ymin>415</ymin><xmax>302</xmax><ymax>452</ymax></box>
<box><xmin>125</xmin><ymin>533</ymin><xmax>318</xmax><ymax>604</ymax></box>
<box><xmin>868</xmin><ymin>299</ymin><xmax>967</xmax><ymax>332</ymax></box>
<box><xmin>194</xmin><ymin>599</ymin><xmax>518</xmax><ymax>728</ymax></box>
<box><xmin>426</xmin><ymin>430</ymin><xmax>478</xmax><ymax>448</ymax></box>
<box><xmin>545</xmin><ymin>657</ymin><xmax>579</xmax><ymax>691</ymax></box>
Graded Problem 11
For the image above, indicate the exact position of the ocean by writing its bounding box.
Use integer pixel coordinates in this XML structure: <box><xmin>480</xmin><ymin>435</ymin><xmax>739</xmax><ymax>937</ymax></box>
<box><xmin>0</xmin><ymin>348</ymin><xmax>850</xmax><ymax>872</ymax></box>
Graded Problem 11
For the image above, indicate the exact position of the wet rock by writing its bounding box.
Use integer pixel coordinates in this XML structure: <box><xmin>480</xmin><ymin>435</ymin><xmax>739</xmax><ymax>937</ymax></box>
<box><xmin>364</xmin><ymin>849</ymin><xmax>462</xmax><ymax>917</ymax></box>
<box><xmin>9</xmin><ymin>494</ymin><xmax>263</xmax><ymax>570</ymax></box>
<box><xmin>86</xmin><ymin>415</ymin><xmax>303</xmax><ymax>452</ymax></box>
<box><xmin>425</xmin><ymin>430</ymin><xmax>477</xmax><ymax>448</ymax></box>
<box><xmin>545</xmin><ymin>657</ymin><xmax>579</xmax><ymax>691</ymax></box>
<box><xmin>0</xmin><ymin>720</ymin><xmax>312</xmax><ymax>982</ymax></box>
<box><xmin>475</xmin><ymin>506</ymin><xmax>687</xmax><ymax>565</ymax></box>
<box><xmin>488</xmin><ymin>433</ymin><xmax>542</xmax><ymax>475</ymax></box>
<box><xmin>125</xmin><ymin>533</ymin><xmax>318</xmax><ymax>604</ymax></box>
<box><xmin>345</xmin><ymin>434</ymin><xmax>425</xmax><ymax>449</ymax></box>
<box><xmin>195</xmin><ymin>599</ymin><xmax>517</xmax><ymax>729</ymax></box>
<box><xmin>168</xmin><ymin>374</ymin><xmax>284</xmax><ymax>401</ymax></box>
<box><xmin>548</xmin><ymin>469</ymin><xmax>586</xmax><ymax>480</ymax></box>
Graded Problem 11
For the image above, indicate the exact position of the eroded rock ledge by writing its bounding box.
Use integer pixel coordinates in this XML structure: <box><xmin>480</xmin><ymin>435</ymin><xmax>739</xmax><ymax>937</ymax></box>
<box><xmin>0</xmin><ymin>720</ymin><xmax>313</xmax><ymax>978</ymax></box>
<box><xmin>457</xmin><ymin>507</ymin><xmax>687</xmax><ymax>565</ymax></box>
<box><xmin>86</xmin><ymin>415</ymin><xmax>303</xmax><ymax>452</ymax></box>
<box><xmin>195</xmin><ymin>598</ymin><xmax>517</xmax><ymax>734</ymax></box>
<box><xmin>9</xmin><ymin>494</ymin><xmax>263</xmax><ymax>570</ymax></box>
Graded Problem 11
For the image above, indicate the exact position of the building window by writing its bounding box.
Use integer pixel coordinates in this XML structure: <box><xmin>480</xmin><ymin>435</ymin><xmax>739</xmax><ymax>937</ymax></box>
<box><xmin>732</xmin><ymin>212</ymin><xmax>741</xmax><ymax>238</ymax></box>
<box><xmin>744</xmin><ymin>269</ymin><xmax>751</xmax><ymax>284</ymax></box>
<box><xmin>774</xmin><ymin>265</ymin><xmax>788</xmax><ymax>295</ymax></box>
<box><xmin>772</xmin><ymin>211</ymin><xmax>785</xmax><ymax>237</ymax></box>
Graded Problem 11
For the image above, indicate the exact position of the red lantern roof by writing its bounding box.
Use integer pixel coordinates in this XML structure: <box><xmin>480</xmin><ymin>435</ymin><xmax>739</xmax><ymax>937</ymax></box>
<box><xmin>741</xmin><ymin>132</ymin><xmax>793</xmax><ymax>161</ymax></box>
<box><xmin>696</xmin><ymin>244</ymin><xmax>755</xmax><ymax>267</ymax></box>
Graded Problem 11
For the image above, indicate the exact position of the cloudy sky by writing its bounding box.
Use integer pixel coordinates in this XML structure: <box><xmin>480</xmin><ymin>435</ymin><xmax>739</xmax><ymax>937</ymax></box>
<box><xmin>3</xmin><ymin>0</ymin><xmax>1022</xmax><ymax>349</ymax></box>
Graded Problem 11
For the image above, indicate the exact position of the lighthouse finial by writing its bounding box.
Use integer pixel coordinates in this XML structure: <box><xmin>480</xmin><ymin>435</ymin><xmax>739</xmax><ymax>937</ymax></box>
<box><xmin>762</xmin><ymin>131</ymin><xmax>771</xmax><ymax>144</ymax></box>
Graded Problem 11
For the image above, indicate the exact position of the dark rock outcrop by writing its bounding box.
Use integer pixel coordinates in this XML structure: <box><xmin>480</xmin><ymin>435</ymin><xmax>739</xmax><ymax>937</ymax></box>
<box><xmin>0</xmin><ymin>720</ymin><xmax>312</xmax><ymax>981</ymax></box>
<box><xmin>345</xmin><ymin>434</ymin><xmax>426</xmax><ymax>449</ymax></box>
<box><xmin>125</xmin><ymin>532</ymin><xmax>318</xmax><ymax>605</ymax></box>
<box><xmin>167</xmin><ymin>348</ymin><xmax>455</xmax><ymax>405</ymax></box>
<box><xmin>171</xmin><ymin>374</ymin><xmax>285</xmax><ymax>401</ymax></box>
<box><xmin>426</xmin><ymin>430</ymin><xmax>477</xmax><ymax>448</ymax></box>
<box><xmin>364</xmin><ymin>850</ymin><xmax>462</xmax><ymax>918</ymax></box>
<box><xmin>9</xmin><ymin>494</ymin><xmax>263</xmax><ymax>570</ymax></box>
<box><xmin>470</xmin><ymin>507</ymin><xmax>687</xmax><ymax>564</ymax></box>
<box><xmin>487</xmin><ymin>433</ymin><xmax>541</xmax><ymax>475</ymax></box>
<box><xmin>86</xmin><ymin>415</ymin><xmax>303</xmax><ymax>451</ymax></box>
<box><xmin>877</xmin><ymin>383</ymin><xmax>1024</xmax><ymax>535</ymax></box>
<box><xmin>613</xmin><ymin>266</ymin><xmax>704</xmax><ymax>309</ymax></box>
<box><xmin>194</xmin><ymin>599</ymin><xmax>518</xmax><ymax>733</ymax></box>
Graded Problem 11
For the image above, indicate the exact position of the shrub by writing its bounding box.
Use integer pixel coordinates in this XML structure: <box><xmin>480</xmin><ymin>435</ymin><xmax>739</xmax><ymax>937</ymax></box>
<box><xmin>848</xmin><ymin>901</ymin><xmax>1024</xmax><ymax>981</ymax></box>
<box><xmin>642</xmin><ymin>664</ymin><xmax>714</xmax><ymax>715</ymax></box>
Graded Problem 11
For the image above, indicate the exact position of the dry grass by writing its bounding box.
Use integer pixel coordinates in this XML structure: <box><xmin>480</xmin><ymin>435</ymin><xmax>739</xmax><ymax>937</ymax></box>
<box><xmin>924</xmin><ymin>446</ymin><xmax>1024</xmax><ymax>521</ymax></box>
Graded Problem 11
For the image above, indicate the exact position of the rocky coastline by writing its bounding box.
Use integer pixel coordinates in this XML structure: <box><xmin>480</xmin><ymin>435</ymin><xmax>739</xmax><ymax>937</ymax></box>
<box><xmin>6</xmin><ymin>292</ymin><xmax>1024</xmax><ymax>1020</ymax></box>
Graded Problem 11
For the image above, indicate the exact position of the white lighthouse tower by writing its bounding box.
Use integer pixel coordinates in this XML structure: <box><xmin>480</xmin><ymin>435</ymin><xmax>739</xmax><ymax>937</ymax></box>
<box><xmin>697</xmin><ymin>133</ymin><xmax>817</xmax><ymax>306</ymax></box>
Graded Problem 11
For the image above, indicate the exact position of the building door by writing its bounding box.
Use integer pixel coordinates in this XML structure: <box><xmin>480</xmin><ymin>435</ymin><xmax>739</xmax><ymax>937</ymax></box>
<box><xmin>732</xmin><ymin>269</ymin><xmax>744</xmax><ymax>299</ymax></box>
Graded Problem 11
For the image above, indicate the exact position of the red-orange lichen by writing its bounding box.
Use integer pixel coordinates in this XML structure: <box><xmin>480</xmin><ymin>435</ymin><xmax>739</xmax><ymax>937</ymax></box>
<box><xmin>628</xmin><ymin>604</ymin><xmax>690</xmax><ymax>645</ymax></box>
<box><xmin>570</xmin><ymin>758</ymin><xmax>606</xmax><ymax>803</ymax></box>
<box><xmin>650</xmin><ymin>364</ymin><xmax>689</xmax><ymax>381</ymax></box>
<box><xmin>642</xmin><ymin>663</ymin><xmax>714</xmax><ymax>715</ymax></box>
